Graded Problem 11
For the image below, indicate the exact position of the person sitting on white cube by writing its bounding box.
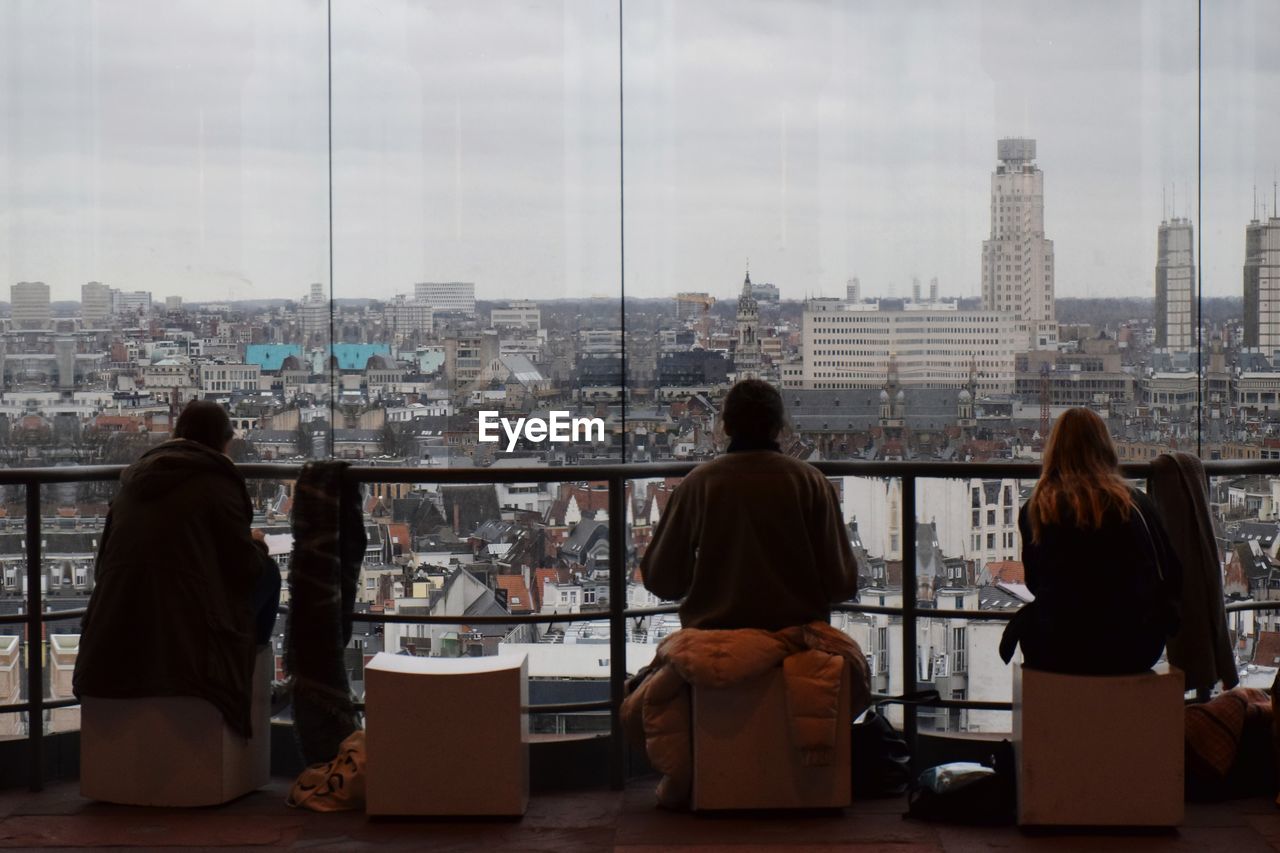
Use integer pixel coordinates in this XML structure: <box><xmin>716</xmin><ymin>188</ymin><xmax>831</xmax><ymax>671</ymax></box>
<box><xmin>75</xmin><ymin>402</ymin><xmax>282</xmax><ymax>806</ymax></box>
<box><xmin>999</xmin><ymin>408</ymin><xmax>1182</xmax><ymax>675</ymax></box>
<box><xmin>996</xmin><ymin>409</ymin><xmax>1186</xmax><ymax>827</ymax></box>
<box><xmin>625</xmin><ymin>380</ymin><xmax>870</xmax><ymax>808</ymax></box>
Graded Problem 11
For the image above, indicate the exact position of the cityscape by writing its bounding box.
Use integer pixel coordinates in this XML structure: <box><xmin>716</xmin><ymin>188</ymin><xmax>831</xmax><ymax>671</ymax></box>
<box><xmin>3</xmin><ymin>136</ymin><xmax>1280</xmax><ymax>737</ymax></box>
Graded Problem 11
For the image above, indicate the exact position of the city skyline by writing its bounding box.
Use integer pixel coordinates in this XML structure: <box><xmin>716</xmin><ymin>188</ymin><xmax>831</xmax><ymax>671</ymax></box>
<box><xmin>11</xmin><ymin>0</ymin><xmax>1280</xmax><ymax>765</ymax></box>
<box><xmin>2</xmin><ymin>2</ymin><xmax>1278</xmax><ymax>303</ymax></box>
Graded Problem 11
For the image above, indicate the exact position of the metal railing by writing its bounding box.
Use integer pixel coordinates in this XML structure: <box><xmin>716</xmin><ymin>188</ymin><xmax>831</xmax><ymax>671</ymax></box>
<box><xmin>3</xmin><ymin>456</ymin><xmax>1280</xmax><ymax>793</ymax></box>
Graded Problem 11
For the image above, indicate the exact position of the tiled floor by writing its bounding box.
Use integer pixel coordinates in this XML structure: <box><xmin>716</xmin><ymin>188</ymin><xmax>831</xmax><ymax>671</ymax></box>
<box><xmin>0</xmin><ymin>778</ymin><xmax>1278</xmax><ymax>851</ymax></box>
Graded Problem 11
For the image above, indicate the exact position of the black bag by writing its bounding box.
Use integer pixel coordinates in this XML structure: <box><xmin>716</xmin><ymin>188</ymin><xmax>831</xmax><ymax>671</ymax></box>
<box><xmin>906</xmin><ymin>740</ymin><xmax>1016</xmax><ymax>825</ymax></box>
<box><xmin>850</xmin><ymin>690</ymin><xmax>939</xmax><ymax>798</ymax></box>
<box><xmin>851</xmin><ymin>709</ymin><xmax>911</xmax><ymax>798</ymax></box>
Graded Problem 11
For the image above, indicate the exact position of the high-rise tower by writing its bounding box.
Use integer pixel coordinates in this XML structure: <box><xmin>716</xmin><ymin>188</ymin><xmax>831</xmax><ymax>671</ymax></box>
<box><xmin>81</xmin><ymin>281</ymin><xmax>114</xmax><ymax>328</ymax></box>
<box><xmin>981</xmin><ymin>138</ymin><xmax>1056</xmax><ymax>349</ymax></box>
<box><xmin>1155</xmin><ymin>217</ymin><xmax>1196</xmax><ymax>351</ymax></box>
<box><xmin>300</xmin><ymin>282</ymin><xmax>329</xmax><ymax>345</ymax></box>
<box><xmin>1244</xmin><ymin>211</ymin><xmax>1280</xmax><ymax>352</ymax></box>
<box><xmin>10</xmin><ymin>281</ymin><xmax>51</xmax><ymax>330</ymax></box>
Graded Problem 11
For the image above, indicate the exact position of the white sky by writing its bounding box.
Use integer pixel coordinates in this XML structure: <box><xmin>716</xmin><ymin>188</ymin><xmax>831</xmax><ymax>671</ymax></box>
<box><xmin>0</xmin><ymin>0</ymin><xmax>1276</xmax><ymax>304</ymax></box>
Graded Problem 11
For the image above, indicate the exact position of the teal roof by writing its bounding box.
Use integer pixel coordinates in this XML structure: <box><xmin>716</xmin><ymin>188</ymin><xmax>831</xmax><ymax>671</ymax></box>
<box><xmin>312</xmin><ymin>343</ymin><xmax>393</xmax><ymax>372</ymax></box>
<box><xmin>245</xmin><ymin>344</ymin><xmax>303</xmax><ymax>372</ymax></box>
<box><xmin>417</xmin><ymin>350</ymin><xmax>445</xmax><ymax>374</ymax></box>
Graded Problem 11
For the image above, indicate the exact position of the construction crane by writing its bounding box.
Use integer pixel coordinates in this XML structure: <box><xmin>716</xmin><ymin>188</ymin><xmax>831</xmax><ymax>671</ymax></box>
<box><xmin>675</xmin><ymin>293</ymin><xmax>716</xmax><ymax>349</ymax></box>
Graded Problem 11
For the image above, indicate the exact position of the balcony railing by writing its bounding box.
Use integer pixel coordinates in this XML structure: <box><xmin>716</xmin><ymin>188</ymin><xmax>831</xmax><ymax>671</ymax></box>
<box><xmin>2</xmin><ymin>457</ymin><xmax>1279</xmax><ymax>793</ymax></box>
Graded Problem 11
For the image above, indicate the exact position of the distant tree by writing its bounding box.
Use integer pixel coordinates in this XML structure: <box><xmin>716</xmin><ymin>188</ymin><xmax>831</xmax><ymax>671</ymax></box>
<box><xmin>101</xmin><ymin>431</ymin><xmax>161</xmax><ymax>465</ymax></box>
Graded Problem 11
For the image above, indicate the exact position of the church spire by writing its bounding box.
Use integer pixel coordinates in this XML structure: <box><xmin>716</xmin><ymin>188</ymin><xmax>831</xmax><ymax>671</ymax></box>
<box><xmin>735</xmin><ymin>264</ymin><xmax>762</xmax><ymax>379</ymax></box>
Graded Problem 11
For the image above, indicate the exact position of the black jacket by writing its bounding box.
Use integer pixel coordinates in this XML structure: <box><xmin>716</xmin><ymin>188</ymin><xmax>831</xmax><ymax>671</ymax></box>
<box><xmin>73</xmin><ymin>439</ymin><xmax>269</xmax><ymax>737</ymax></box>
<box><xmin>1000</xmin><ymin>489</ymin><xmax>1183</xmax><ymax>675</ymax></box>
<box><xmin>1149</xmin><ymin>452</ymin><xmax>1238</xmax><ymax>691</ymax></box>
<box><xmin>285</xmin><ymin>461</ymin><xmax>365</xmax><ymax>764</ymax></box>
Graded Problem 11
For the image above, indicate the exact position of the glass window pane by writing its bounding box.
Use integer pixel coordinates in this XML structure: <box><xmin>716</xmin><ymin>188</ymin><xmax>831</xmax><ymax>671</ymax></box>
<box><xmin>0</xmin><ymin>3</ymin><xmax>327</xmax><ymax>732</ymax></box>
<box><xmin>1204</xmin><ymin>0</ymin><xmax>1280</xmax><ymax>451</ymax></box>
<box><xmin>625</xmin><ymin>1</ymin><xmax>1196</xmax><ymax>457</ymax></box>
<box><xmin>329</xmin><ymin>2</ymin><xmax>621</xmax><ymax>714</ymax></box>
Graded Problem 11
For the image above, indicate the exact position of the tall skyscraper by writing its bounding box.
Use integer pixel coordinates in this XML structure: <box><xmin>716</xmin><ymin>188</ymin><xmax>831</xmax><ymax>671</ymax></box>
<box><xmin>1244</xmin><ymin>213</ymin><xmax>1280</xmax><ymax>352</ymax></box>
<box><xmin>1154</xmin><ymin>218</ymin><xmax>1196</xmax><ymax>351</ymax></box>
<box><xmin>81</xmin><ymin>282</ymin><xmax>114</xmax><ymax>328</ymax></box>
<box><xmin>846</xmin><ymin>277</ymin><xmax>861</xmax><ymax>303</ymax></box>
<box><xmin>981</xmin><ymin>138</ymin><xmax>1056</xmax><ymax>349</ymax></box>
<box><xmin>10</xmin><ymin>281</ymin><xmax>51</xmax><ymax>330</ymax></box>
<box><xmin>300</xmin><ymin>282</ymin><xmax>329</xmax><ymax>344</ymax></box>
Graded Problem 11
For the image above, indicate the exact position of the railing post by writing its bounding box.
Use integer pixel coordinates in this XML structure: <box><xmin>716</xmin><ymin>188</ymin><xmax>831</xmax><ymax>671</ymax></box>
<box><xmin>900</xmin><ymin>476</ymin><xmax>918</xmax><ymax>755</ymax></box>
<box><xmin>25</xmin><ymin>481</ymin><xmax>43</xmax><ymax>792</ymax></box>
<box><xmin>607</xmin><ymin>474</ymin><xmax>627</xmax><ymax>790</ymax></box>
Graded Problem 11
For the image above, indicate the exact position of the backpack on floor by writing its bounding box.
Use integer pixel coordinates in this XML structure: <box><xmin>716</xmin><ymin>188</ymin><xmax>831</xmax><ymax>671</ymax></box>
<box><xmin>850</xmin><ymin>690</ymin><xmax>939</xmax><ymax>798</ymax></box>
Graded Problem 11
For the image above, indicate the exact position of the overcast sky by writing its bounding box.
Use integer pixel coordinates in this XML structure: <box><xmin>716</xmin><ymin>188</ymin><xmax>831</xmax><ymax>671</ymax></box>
<box><xmin>0</xmin><ymin>0</ymin><xmax>1276</xmax><ymax>304</ymax></box>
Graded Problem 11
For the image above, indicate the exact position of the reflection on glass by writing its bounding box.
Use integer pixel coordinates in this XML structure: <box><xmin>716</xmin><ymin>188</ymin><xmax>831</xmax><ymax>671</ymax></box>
<box><xmin>625</xmin><ymin>0</ymin><xmax>1195</xmax><ymax>457</ymax></box>
<box><xmin>330</xmin><ymin>0</ymin><xmax>620</xmax><ymax>468</ymax></box>
<box><xmin>326</xmin><ymin>0</ymin><xmax>621</xmax><ymax>727</ymax></box>
<box><xmin>1</xmin><ymin>0</ymin><xmax>1278</xmax><ymax>742</ymax></box>
<box><xmin>0</xmin><ymin>3</ymin><xmax>328</xmax><ymax>729</ymax></box>
<box><xmin>1201</xmin><ymin>0</ymin><xmax>1280</xmax><ymax>693</ymax></box>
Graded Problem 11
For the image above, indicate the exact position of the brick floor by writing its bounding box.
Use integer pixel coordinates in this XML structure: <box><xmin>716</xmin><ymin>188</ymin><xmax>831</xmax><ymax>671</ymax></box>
<box><xmin>0</xmin><ymin>778</ymin><xmax>1276</xmax><ymax>851</ymax></box>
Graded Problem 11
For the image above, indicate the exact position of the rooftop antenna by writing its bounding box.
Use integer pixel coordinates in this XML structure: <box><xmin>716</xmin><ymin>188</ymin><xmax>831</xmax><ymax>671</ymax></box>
<box><xmin>1162</xmin><ymin>184</ymin><xmax>1167</xmax><ymax>222</ymax></box>
<box><xmin>1273</xmin><ymin>170</ymin><xmax>1277</xmax><ymax>220</ymax></box>
<box><xmin>1172</xmin><ymin>183</ymin><xmax>1176</xmax><ymax>222</ymax></box>
<box><xmin>1254</xmin><ymin>184</ymin><xmax>1259</xmax><ymax>221</ymax></box>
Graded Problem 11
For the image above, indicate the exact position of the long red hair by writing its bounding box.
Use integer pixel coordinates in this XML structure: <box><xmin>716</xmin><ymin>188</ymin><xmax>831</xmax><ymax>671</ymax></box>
<box><xmin>1026</xmin><ymin>407</ymin><xmax>1133</xmax><ymax>543</ymax></box>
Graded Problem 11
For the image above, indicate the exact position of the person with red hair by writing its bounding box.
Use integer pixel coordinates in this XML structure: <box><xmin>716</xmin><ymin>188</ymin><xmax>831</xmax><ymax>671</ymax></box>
<box><xmin>999</xmin><ymin>407</ymin><xmax>1182</xmax><ymax>674</ymax></box>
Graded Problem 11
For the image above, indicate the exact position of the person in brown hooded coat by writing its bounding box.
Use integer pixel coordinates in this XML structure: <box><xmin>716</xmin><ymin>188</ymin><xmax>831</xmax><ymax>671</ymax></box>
<box><xmin>74</xmin><ymin>401</ymin><xmax>279</xmax><ymax>738</ymax></box>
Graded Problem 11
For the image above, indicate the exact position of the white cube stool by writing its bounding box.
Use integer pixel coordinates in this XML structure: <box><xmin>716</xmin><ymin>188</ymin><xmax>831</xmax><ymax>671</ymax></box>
<box><xmin>691</xmin><ymin>664</ymin><xmax>852</xmax><ymax>810</ymax></box>
<box><xmin>365</xmin><ymin>652</ymin><xmax>528</xmax><ymax>816</ymax></box>
<box><xmin>1013</xmin><ymin>661</ymin><xmax>1184</xmax><ymax>827</ymax></box>
<box><xmin>81</xmin><ymin>647</ymin><xmax>272</xmax><ymax>807</ymax></box>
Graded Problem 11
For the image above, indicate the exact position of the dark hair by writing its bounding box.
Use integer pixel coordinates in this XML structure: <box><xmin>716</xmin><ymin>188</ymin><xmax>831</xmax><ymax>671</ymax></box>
<box><xmin>722</xmin><ymin>379</ymin><xmax>786</xmax><ymax>442</ymax></box>
<box><xmin>174</xmin><ymin>400</ymin><xmax>234</xmax><ymax>452</ymax></box>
